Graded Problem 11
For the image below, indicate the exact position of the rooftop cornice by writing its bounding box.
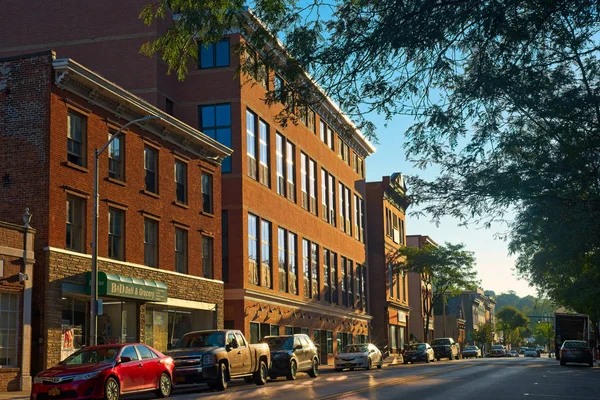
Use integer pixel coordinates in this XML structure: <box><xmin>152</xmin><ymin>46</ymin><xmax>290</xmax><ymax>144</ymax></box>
<box><xmin>53</xmin><ymin>58</ymin><xmax>233</xmax><ymax>163</ymax></box>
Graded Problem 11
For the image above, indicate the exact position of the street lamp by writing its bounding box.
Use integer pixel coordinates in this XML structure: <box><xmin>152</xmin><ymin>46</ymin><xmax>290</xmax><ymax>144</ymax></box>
<box><xmin>90</xmin><ymin>114</ymin><xmax>159</xmax><ymax>345</ymax></box>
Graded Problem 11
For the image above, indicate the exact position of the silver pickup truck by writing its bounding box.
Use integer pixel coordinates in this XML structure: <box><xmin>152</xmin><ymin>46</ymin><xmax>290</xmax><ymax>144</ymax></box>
<box><xmin>166</xmin><ymin>329</ymin><xmax>270</xmax><ymax>391</ymax></box>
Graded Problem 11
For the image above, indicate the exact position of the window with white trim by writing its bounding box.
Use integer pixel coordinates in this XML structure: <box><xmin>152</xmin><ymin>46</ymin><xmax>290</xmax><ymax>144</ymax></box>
<box><xmin>0</xmin><ymin>293</ymin><xmax>18</xmax><ymax>366</ymax></box>
<box><xmin>67</xmin><ymin>111</ymin><xmax>86</xmax><ymax>166</ymax></box>
<box><xmin>276</xmin><ymin>133</ymin><xmax>286</xmax><ymax>196</ymax></box>
<box><xmin>246</xmin><ymin>109</ymin><xmax>257</xmax><ymax>179</ymax></box>
<box><xmin>259</xmin><ymin>120</ymin><xmax>270</xmax><ymax>187</ymax></box>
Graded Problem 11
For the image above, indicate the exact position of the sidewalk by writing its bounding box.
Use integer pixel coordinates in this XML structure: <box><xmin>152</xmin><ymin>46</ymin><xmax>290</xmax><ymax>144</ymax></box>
<box><xmin>0</xmin><ymin>391</ymin><xmax>29</xmax><ymax>400</ymax></box>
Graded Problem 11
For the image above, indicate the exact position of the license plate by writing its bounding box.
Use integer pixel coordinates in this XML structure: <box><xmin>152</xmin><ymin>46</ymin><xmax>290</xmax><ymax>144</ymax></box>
<box><xmin>176</xmin><ymin>376</ymin><xmax>185</xmax><ymax>383</ymax></box>
<box><xmin>48</xmin><ymin>387</ymin><xmax>61</xmax><ymax>397</ymax></box>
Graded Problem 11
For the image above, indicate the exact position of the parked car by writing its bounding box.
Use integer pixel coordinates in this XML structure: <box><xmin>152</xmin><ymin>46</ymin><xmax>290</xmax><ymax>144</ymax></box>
<box><xmin>32</xmin><ymin>343</ymin><xmax>174</xmax><ymax>400</ymax></box>
<box><xmin>403</xmin><ymin>343</ymin><xmax>435</xmax><ymax>364</ymax></box>
<box><xmin>334</xmin><ymin>343</ymin><xmax>383</xmax><ymax>371</ymax></box>
<box><xmin>559</xmin><ymin>340</ymin><xmax>593</xmax><ymax>367</ymax></box>
<box><xmin>509</xmin><ymin>350</ymin><xmax>519</xmax><ymax>357</ymax></box>
<box><xmin>489</xmin><ymin>345</ymin><xmax>507</xmax><ymax>357</ymax></box>
<box><xmin>524</xmin><ymin>347</ymin><xmax>539</xmax><ymax>357</ymax></box>
<box><xmin>518</xmin><ymin>347</ymin><xmax>527</xmax><ymax>355</ymax></box>
<box><xmin>461</xmin><ymin>345</ymin><xmax>482</xmax><ymax>358</ymax></box>
<box><xmin>431</xmin><ymin>337</ymin><xmax>461</xmax><ymax>361</ymax></box>
<box><xmin>264</xmin><ymin>334</ymin><xmax>319</xmax><ymax>380</ymax></box>
<box><xmin>166</xmin><ymin>329</ymin><xmax>270</xmax><ymax>391</ymax></box>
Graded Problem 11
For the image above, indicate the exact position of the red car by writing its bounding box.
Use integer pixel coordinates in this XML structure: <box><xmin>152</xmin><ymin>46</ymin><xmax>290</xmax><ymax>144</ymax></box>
<box><xmin>32</xmin><ymin>343</ymin><xmax>174</xmax><ymax>400</ymax></box>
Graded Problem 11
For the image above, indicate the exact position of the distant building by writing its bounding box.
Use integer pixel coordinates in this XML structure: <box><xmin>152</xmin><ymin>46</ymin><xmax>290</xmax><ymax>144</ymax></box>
<box><xmin>406</xmin><ymin>235</ymin><xmax>437</xmax><ymax>343</ymax></box>
<box><xmin>366</xmin><ymin>173</ymin><xmax>411</xmax><ymax>354</ymax></box>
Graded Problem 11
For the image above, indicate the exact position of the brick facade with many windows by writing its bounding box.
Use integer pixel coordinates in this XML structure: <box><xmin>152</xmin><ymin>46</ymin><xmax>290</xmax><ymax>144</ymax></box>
<box><xmin>0</xmin><ymin>52</ymin><xmax>231</xmax><ymax>385</ymax></box>
<box><xmin>0</xmin><ymin>4</ymin><xmax>375</xmax><ymax>366</ymax></box>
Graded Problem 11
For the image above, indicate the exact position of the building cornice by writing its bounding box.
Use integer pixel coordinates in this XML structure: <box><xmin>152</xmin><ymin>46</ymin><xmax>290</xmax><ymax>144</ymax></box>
<box><xmin>225</xmin><ymin>288</ymin><xmax>373</xmax><ymax>321</ymax></box>
<box><xmin>52</xmin><ymin>58</ymin><xmax>233</xmax><ymax>164</ymax></box>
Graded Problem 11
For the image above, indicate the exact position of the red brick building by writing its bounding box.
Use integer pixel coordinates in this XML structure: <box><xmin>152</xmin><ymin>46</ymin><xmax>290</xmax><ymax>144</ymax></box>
<box><xmin>0</xmin><ymin>51</ymin><xmax>231</xmax><ymax>386</ymax></box>
<box><xmin>365</xmin><ymin>174</ymin><xmax>411</xmax><ymax>354</ymax></box>
<box><xmin>0</xmin><ymin>215</ymin><xmax>35</xmax><ymax>392</ymax></box>
<box><xmin>407</xmin><ymin>235</ymin><xmax>437</xmax><ymax>343</ymax></box>
<box><xmin>0</xmin><ymin>3</ymin><xmax>375</xmax><ymax>365</ymax></box>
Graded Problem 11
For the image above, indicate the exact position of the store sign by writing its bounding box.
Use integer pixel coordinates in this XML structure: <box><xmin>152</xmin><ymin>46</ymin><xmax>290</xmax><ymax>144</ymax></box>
<box><xmin>87</xmin><ymin>272</ymin><xmax>168</xmax><ymax>302</ymax></box>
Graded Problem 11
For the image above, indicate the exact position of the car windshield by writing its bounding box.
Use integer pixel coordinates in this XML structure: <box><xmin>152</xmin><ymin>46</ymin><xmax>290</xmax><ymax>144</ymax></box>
<box><xmin>564</xmin><ymin>341</ymin><xmax>587</xmax><ymax>349</ymax></box>
<box><xmin>432</xmin><ymin>339</ymin><xmax>450</xmax><ymax>345</ymax></box>
<box><xmin>62</xmin><ymin>347</ymin><xmax>119</xmax><ymax>365</ymax></box>
<box><xmin>464</xmin><ymin>346</ymin><xmax>477</xmax><ymax>350</ymax></box>
<box><xmin>264</xmin><ymin>336</ymin><xmax>294</xmax><ymax>351</ymax></box>
<box><xmin>344</xmin><ymin>344</ymin><xmax>368</xmax><ymax>353</ymax></box>
<box><xmin>491</xmin><ymin>345</ymin><xmax>504</xmax><ymax>350</ymax></box>
<box><xmin>406</xmin><ymin>344</ymin><xmax>426</xmax><ymax>351</ymax></box>
<box><xmin>174</xmin><ymin>332</ymin><xmax>225</xmax><ymax>348</ymax></box>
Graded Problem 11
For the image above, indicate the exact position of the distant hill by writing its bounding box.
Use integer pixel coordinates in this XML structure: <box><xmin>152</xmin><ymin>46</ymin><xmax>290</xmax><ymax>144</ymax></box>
<box><xmin>489</xmin><ymin>290</ymin><xmax>557</xmax><ymax>325</ymax></box>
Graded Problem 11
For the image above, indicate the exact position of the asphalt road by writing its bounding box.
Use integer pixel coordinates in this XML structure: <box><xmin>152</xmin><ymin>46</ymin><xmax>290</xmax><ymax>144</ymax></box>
<box><xmin>131</xmin><ymin>356</ymin><xmax>599</xmax><ymax>400</ymax></box>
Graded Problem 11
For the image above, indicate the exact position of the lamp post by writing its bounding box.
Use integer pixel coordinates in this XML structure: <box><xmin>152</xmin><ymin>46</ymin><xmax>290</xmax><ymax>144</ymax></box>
<box><xmin>90</xmin><ymin>115</ymin><xmax>159</xmax><ymax>346</ymax></box>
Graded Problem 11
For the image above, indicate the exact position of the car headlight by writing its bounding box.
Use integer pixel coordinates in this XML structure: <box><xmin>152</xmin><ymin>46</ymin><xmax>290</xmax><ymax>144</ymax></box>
<box><xmin>73</xmin><ymin>371</ymin><xmax>102</xmax><ymax>381</ymax></box>
<box><xmin>203</xmin><ymin>354</ymin><xmax>216</xmax><ymax>365</ymax></box>
<box><xmin>33</xmin><ymin>376</ymin><xmax>43</xmax><ymax>384</ymax></box>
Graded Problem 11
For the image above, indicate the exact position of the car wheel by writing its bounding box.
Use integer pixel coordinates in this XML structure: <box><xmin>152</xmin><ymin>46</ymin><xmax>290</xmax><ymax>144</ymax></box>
<box><xmin>436</xmin><ymin>357</ymin><xmax>440</xmax><ymax>361</ymax></box>
<box><xmin>286</xmin><ymin>359</ymin><xmax>298</xmax><ymax>380</ymax></box>
<box><xmin>104</xmin><ymin>377</ymin><xmax>120</xmax><ymax>400</ymax></box>
<box><xmin>208</xmin><ymin>362</ymin><xmax>228</xmax><ymax>391</ymax></box>
<box><xmin>367</xmin><ymin>358</ymin><xmax>373</xmax><ymax>370</ymax></box>
<box><xmin>426</xmin><ymin>355</ymin><xmax>430</xmax><ymax>363</ymax></box>
<box><xmin>308</xmin><ymin>358</ymin><xmax>319</xmax><ymax>378</ymax></box>
<box><xmin>253</xmin><ymin>360</ymin><xmax>267</xmax><ymax>385</ymax></box>
<box><xmin>155</xmin><ymin>372</ymin><xmax>172</xmax><ymax>398</ymax></box>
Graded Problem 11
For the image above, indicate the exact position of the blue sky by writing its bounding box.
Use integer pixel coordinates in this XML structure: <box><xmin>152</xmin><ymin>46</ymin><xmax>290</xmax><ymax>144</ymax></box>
<box><xmin>364</xmin><ymin>113</ymin><xmax>537</xmax><ymax>298</ymax></box>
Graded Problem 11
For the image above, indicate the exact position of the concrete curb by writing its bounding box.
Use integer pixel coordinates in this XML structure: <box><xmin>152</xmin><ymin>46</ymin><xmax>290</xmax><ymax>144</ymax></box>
<box><xmin>0</xmin><ymin>391</ymin><xmax>29</xmax><ymax>400</ymax></box>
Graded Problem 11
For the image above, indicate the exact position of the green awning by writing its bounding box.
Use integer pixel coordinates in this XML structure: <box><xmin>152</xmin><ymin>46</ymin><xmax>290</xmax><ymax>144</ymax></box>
<box><xmin>86</xmin><ymin>271</ymin><xmax>167</xmax><ymax>302</ymax></box>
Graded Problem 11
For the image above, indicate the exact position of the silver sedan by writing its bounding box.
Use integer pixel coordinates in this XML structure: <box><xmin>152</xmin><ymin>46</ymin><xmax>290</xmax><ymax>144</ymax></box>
<box><xmin>334</xmin><ymin>343</ymin><xmax>384</xmax><ymax>371</ymax></box>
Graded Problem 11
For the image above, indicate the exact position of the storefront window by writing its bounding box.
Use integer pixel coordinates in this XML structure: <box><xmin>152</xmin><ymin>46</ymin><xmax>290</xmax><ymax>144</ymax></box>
<box><xmin>99</xmin><ymin>301</ymin><xmax>137</xmax><ymax>344</ymax></box>
<box><xmin>61</xmin><ymin>296</ymin><xmax>87</xmax><ymax>360</ymax></box>
<box><xmin>145</xmin><ymin>305</ymin><xmax>214</xmax><ymax>352</ymax></box>
<box><xmin>0</xmin><ymin>293</ymin><xmax>19</xmax><ymax>366</ymax></box>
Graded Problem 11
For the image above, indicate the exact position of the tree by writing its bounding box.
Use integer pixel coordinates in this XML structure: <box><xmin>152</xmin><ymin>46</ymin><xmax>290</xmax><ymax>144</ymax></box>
<box><xmin>496</xmin><ymin>306</ymin><xmax>530</xmax><ymax>347</ymax></box>
<box><xmin>388</xmin><ymin>242</ymin><xmax>479</xmax><ymax>342</ymax></box>
<box><xmin>472</xmin><ymin>322</ymin><xmax>493</xmax><ymax>352</ymax></box>
<box><xmin>140</xmin><ymin>1</ymin><xmax>600</xmax><ymax>319</ymax></box>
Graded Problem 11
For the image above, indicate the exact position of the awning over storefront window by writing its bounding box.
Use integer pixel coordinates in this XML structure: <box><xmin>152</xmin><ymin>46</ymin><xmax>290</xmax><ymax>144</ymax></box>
<box><xmin>86</xmin><ymin>272</ymin><xmax>168</xmax><ymax>302</ymax></box>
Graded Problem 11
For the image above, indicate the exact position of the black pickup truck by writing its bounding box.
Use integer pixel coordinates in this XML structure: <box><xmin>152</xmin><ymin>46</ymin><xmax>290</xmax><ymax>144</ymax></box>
<box><xmin>431</xmin><ymin>337</ymin><xmax>461</xmax><ymax>361</ymax></box>
<box><xmin>166</xmin><ymin>329</ymin><xmax>270</xmax><ymax>391</ymax></box>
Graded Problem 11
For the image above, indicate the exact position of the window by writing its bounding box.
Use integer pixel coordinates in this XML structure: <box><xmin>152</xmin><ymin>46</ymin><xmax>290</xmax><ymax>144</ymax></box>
<box><xmin>359</xmin><ymin>198</ymin><xmax>365</xmax><ymax>243</ymax></box>
<box><xmin>402</xmin><ymin>271</ymin><xmax>407</xmax><ymax>302</ymax></box>
<box><xmin>302</xmin><ymin>239</ymin><xmax>310</xmax><ymax>298</ymax></box>
<box><xmin>175</xmin><ymin>228</ymin><xmax>187</xmax><ymax>273</ymax></box>
<box><xmin>354</xmin><ymin>195</ymin><xmax>361</xmax><ymax>241</ymax></box>
<box><xmin>358</xmin><ymin>157</ymin><xmax>365</xmax><ymax>178</ymax></box>
<box><xmin>345</xmin><ymin>187</ymin><xmax>352</xmax><ymax>235</ymax></box>
<box><xmin>166</xmin><ymin>98</ymin><xmax>174</xmax><ymax>116</ymax></box>
<box><xmin>199</xmin><ymin>104</ymin><xmax>232</xmax><ymax>172</ymax></box>
<box><xmin>319</xmin><ymin>120</ymin><xmax>334</xmax><ymax>150</ymax></box>
<box><xmin>319</xmin><ymin>120</ymin><xmax>326</xmax><ymax>143</ymax></box>
<box><xmin>338</xmin><ymin>182</ymin><xmax>344</xmax><ymax>231</ymax></box>
<box><xmin>301</xmin><ymin>153</ymin><xmax>308</xmax><ymax>210</ymax></box>
<box><xmin>108</xmin><ymin>208</ymin><xmax>124</xmax><ymax>260</ymax></box>
<box><xmin>274</xmin><ymin>74</ymin><xmax>285</xmax><ymax>103</ymax></box>
<box><xmin>276</xmin><ymin>133</ymin><xmax>285</xmax><ymax>196</ymax></box>
<box><xmin>328</xmin><ymin>173</ymin><xmax>336</xmax><ymax>226</ymax></box>
<box><xmin>361</xmin><ymin>265</ymin><xmax>367</xmax><ymax>311</ymax></box>
<box><xmin>327</xmin><ymin>126</ymin><xmax>334</xmax><ymax>151</ymax></box>
<box><xmin>278</xmin><ymin>227</ymin><xmax>287</xmax><ymax>292</ymax></box>
<box><xmin>260</xmin><ymin>220</ymin><xmax>272</xmax><ymax>288</ymax></box>
<box><xmin>202</xmin><ymin>173</ymin><xmax>213</xmax><ymax>214</ymax></box>
<box><xmin>175</xmin><ymin>160</ymin><xmax>187</xmax><ymax>204</ymax></box>
<box><xmin>348</xmin><ymin>260</ymin><xmax>354</xmax><ymax>308</ymax></box>
<box><xmin>352</xmin><ymin>152</ymin><xmax>359</xmax><ymax>173</ymax></box>
<box><xmin>309</xmin><ymin>159</ymin><xmax>317</xmax><ymax>215</ymax></box>
<box><xmin>0</xmin><ymin>293</ymin><xmax>18</xmax><ymax>366</ymax></box>
<box><xmin>108</xmin><ymin>132</ymin><xmax>124</xmax><ymax>181</ymax></box>
<box><xmin>202</xmin><ymin>236</ymin><xmax>213</xmax><ymax>279</ymax></box>
<box><xmin>136</xmin><ymin>345</ymin><xmax>156</xmax><ymax>360</ymax></box>
<box><xmin>286</xmin><ymin>141</ymin><xmax>295</xmax><ymax>202</ymax></box>
<box><xmin>67</xmin><ymin>111</ymin><xmax>86</xmax><ymax>166</ymax></box>
<box><xmin>321</xmin><ymin>169</ymin><xmax>328</xmax><ymax>220</ymax></box>
<box><xmin>327</xmin><ymin>331</ymin><xmax>333</xmax><ymax>354</ymax></box>
<box><xmin>249</xmin><ymin>322</ymin><xmax>260</xmax><ymax>344</ymax></box>
<box><xmin>385</xmin><ymin>208</ymin><xmax>392</xmax><ymax>237</ymax></box>
<box><xmin>311</xmin><ymin>243</ymin><xmax>319</xmax><ymax>300</ymax></box>
<box><xmin>341</xmin><ymin>257</ymin><xmax>347</xmax><ymax>306</ymax></box>
<box><xmin>388</xmin><ymin>262</ymin><xmax>394</xmax><ymax>298</ymax></box>
<box><xmin>331</xmin><ymin>252</ymin><xmax>338</xmax><ymax>304</ymax></box>
<box><xmin>144</xmin><ymin>146</ymin><xmax>158</xmax><ymax>194</ymax></box>
<box><xmin>248</xmin><ymin>214</ymin><xmax>259</xmax><ymax>285</ymax></box>
<box><xmin>357</xmin><ymin>263</ymin><xmax>363</xmax><ymax>310</ymax></box>
<box><xmin>392</xmin><ymin>213</ymin><xmax>399</xmax><ymax>243</ymax></box>
<box><xmin>259</xmin><ymin>120</ymin><xmax>270</xmax><ymax>187</ymax></box>
<box><xmin>323</xmin><ymin>248</ymin><xmax>330</xmax><ymax>302</ymax></box>
<box><xmin>144</xmin><ymin>218</ymin><xmax>158</xmax><ymax>267</ymax></box>
<box><xmin>299</xmin><ymin>105</ymin><xmax>316</xmax><ymax>133</ymax></box>
<box><xmin>199</xmin><ymin>39</ymin><xmax>229</xmax><ymax>68</ymax></box>
<box><xmin>246</xmin><ymin>110</ymin><xmax>257</xmax><ymax>179</ymax></box>
<box><xmin>245</xmin><ymin>48</ymin><xmax>268</xmax><ymax>89</ymax></box>
<box><xmin>66</xmin><ymin>195</ymin><xmax>85</xmax><ymax>252</ymax></box>
<box><xmin>288</xmin><ymin>232</ymin><xmax>297</xmax><ymax>295</ymax></box>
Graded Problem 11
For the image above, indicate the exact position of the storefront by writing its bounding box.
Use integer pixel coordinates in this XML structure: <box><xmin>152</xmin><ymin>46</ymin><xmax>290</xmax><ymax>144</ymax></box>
<box><xmin>59</xmin><ymin>271</ymin><xmax>217</xmax><ymax>359</ymax></box>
